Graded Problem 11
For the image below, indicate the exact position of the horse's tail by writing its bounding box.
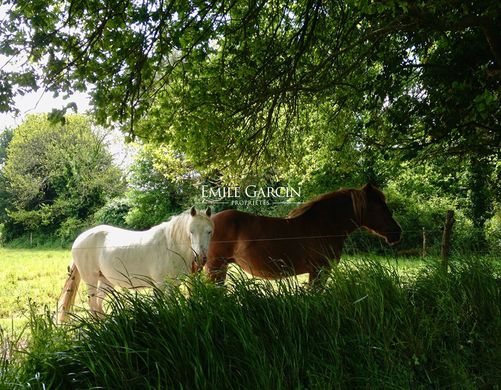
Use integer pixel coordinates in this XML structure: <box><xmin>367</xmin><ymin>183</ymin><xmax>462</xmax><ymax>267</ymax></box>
<box><xmin>57</xmin><ymin>262</ymin><xmax>81</xmax><ymax>323</ymax></box>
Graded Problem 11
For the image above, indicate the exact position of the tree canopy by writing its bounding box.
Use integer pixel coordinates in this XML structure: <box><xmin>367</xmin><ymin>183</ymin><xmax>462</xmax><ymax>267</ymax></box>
<box><xmin>1</xmin><ymin>1</ymin><xmax>499</xmax><ymax>175</ymax></box>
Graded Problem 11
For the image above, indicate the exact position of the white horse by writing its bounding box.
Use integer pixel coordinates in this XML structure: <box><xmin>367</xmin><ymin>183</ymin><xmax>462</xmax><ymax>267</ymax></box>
<box><xmin>57</xmin><ymin>207</ymin><xmax>213</xmax><ymax>322</ymax></box>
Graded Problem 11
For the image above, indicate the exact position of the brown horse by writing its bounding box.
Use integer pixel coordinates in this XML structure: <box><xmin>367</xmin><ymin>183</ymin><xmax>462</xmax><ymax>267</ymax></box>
<box><xmin>205</xmin><ymin>184</ymin><xmax>401</xmax><ymax>285</ymax></box>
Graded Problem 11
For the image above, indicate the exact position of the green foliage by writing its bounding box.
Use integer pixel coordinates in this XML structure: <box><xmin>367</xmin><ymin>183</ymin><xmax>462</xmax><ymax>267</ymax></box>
<box><xmin>93</xmin><ymin>197</ymin><xmax>131</xmax><ymax>228</ymax></box>
<box><xmin>466</xmin><ymin>157</ymin><xmax>495</xmax><ymax>249</ymax></box>
<box><xmin>1</xmin><ymin>304</ymin><xmax>73</xmax><ymax>388</ymax></box>
<box><xmin>382</xmin><ymin>162</ymin><xmax>485</xmax><ymax>254</ymax></box>
<box><xmin>0</xmin><ymin>0</ymin><xmax>498</xmax><ymax>253</ymax></box>
<box><xmin>2</xmin><ymin>257</ymin><xmax>500</xmax><ymax>388</ymax></box>
<box><xmin>56</xmin><ymin>217</ymin><xmax>88</xmax><ymax>245</ymax></box>
<box><xmin>1</xmin><ymin>0</ymin><xmax>498</xmax><ymax>175</ymax></box>
<box><xmin>123</xmin><ymin>144</ymin><xmax>198</xmax><ymax>229</ymax></box>
<box><xmin>485</xmin><ymin>208</ymin><xmax>501</xmax><ymax>252</ymax></box>
<box><xmin>0</xmin><ymin>129</ymin><xmax>14</xmax><ymax>227</ymax></box>
<box><xmin>386</xmin><ymin>187</ymin><xmax>470</xmax><ymax>253</ymax></box>
<box><xmin>1</xmin><ymin>114</ymin><xmax>124</xmax><ymax>241</ymax></box>
<box><xmin>0</xmin><ymin>128</ymin><xmax>14</xmax><ymax>165</ymax></box>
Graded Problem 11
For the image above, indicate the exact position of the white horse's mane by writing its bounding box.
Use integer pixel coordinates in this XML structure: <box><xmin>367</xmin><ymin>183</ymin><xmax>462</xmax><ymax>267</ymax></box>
<box><xmin>160</xmin><ymin>211</ymin><xmax>191</xmax><ymax>246</ymax></box>
<box><xmin>160</xmin><ymin>209</ymin><xmax>210</xmax><ymax>247</ymax></box>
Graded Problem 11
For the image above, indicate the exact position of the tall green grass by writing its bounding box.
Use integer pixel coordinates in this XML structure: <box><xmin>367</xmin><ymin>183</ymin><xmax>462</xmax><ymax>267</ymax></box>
<box><xmin>1</xmin><ymin>257</ymin><xmax>500</xmax><ymax>389</ymax></box>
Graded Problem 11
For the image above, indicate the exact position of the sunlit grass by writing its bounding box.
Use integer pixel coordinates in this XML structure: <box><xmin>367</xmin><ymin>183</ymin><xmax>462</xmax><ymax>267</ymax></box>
<box><xmin>0</xmin><ymin>249</ymin><xmax>87</xmax><ymax>334</ymax></box>
<box><xmin>0</xmin><ymin>247</ymin><xmax>471</xmax><ymax>336</ymax></box>
<box><xmin>1</xmin><ymin>256</ymin><xmax>500</xmax><ymax>388</ymax></box>
<box><xmin>225</xmin><ymin>254</ymin><xmax>430</xmax><ymax>286</ymax></box>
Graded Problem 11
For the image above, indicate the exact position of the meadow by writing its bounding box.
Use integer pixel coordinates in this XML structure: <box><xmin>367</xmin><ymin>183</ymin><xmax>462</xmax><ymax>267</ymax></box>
<box><xmin>1</xmin><ymin>249</ymin><xmax>500</xmax><ymax>388</ymax></box>
<box><xmin>0</xmin><ymin>249</ymin><xmax>73</xmax><ymax>334</ymax></box>
<box><xmin>0</xmin><ymin>248</ymin><xmax>424</xmax><ymax>335</ymax></box>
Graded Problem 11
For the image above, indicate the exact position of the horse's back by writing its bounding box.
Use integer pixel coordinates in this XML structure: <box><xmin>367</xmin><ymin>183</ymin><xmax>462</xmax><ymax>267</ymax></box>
<box><xmin>72</xmin><ymin>223</ymin><xmax>186</xmax><ymax>287</ymax></box>
<box><xmin>72</xmin><ymin>225</ymin><xmax>127</xmax><ymax>257</ymax></box>
<box><xmin>210</xmin><ymin>210</ymin><xmax>291</xmax><ymax>257</ymax></box>
<box><xmin>74</xmin><ymin>224</ymin><xmax>164</xmax><ymax>251</ymax></box>
<box><xmin>212</xmin><ymin>209</ymin><xmax>294</xmax><ymax>241</ymax></box>
<box><xmin>73</xmin><ymin>224</ymin><xmax>109</xmax><ymax>245</ymax></box>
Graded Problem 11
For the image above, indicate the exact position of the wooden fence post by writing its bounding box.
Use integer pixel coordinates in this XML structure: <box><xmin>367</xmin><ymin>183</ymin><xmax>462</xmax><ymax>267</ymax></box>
<box><xmin>422</xmin><ymin>227</ymin><xmax>427</xmax><ymax>258</ymax></box>
<box><xmin>441</xmin><ymin>210</ymin><xmax>455</xmax><ymax>270</ymax></box>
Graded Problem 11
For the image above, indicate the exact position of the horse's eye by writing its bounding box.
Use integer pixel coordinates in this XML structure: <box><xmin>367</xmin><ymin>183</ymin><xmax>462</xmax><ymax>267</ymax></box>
<box><xmin>208</xmin><ymin>231</ymin><xmax>212</xmax><ymax>235</ymax></box>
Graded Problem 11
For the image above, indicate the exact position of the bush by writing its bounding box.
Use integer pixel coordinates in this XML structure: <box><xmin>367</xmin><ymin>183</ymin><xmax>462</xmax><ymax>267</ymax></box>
<box><xmin>124</xmin><ymin>189</ymin><xmax>181</xmax><ymax>230</ymax></box>
<box><xmin>2</xmin><ymin>231</ymin><xmax>65</xmax><ymax>248</ymax></box>
<box><xmin>123</xmin><ymin>144</ymin><xmax>198</xmax><ymax>230</ymax></box>
<box><xmin>93</xmin><ymin>198</ymin><xmax>131</xmax><ymax>228</ymax></box>
<box><xmin>56</xmin><ymin>217</ymin><xmax>89</xmax><ymax>245</ymax></box>
<box><xmin>1</xmin><ymin>115</ymin><xmax>124</xmax><ymax>241</ymax></box>
<box><xmin>485</xmin><ymin>208</ymin><xmax>501</xmax><ymax>253</ymax></box>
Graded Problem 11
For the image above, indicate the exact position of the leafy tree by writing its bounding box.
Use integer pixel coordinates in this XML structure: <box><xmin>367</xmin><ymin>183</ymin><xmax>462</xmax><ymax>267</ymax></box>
<box><xmin>123</xmin><ymin>144</ymin><xmax>198</xmax><ymax>229</ymax></box>
<box><xmin>0</xmin><ymin>1</ymin><xmax>498</xmax><ymax>165</ymax></box>
<box><xmin>0</xmin><ymin>128</ymin><xmax>14</xmax><ymax>166</ymax></box>
<box><xmin>1</xmin><ymin>114</ymin><xmax>124</xmax><ymax>240</ymax></box>
<box><xmin>0</xmin><ymin>128</ymin><xmax>14</xmax><ymax>234</ymax></box>
<box><xmin>93</xmin><ymin>197</ymin><xmax>131</xmax><ymax>228</ymax></box>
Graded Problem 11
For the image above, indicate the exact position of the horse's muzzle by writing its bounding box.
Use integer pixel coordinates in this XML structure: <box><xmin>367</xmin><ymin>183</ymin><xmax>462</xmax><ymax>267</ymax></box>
<box><xmin>192</xmin><ymin>256</ymin><xmax>208</xmax><ymax>273</ymax></box>
<box><xmin>388</xmin><ymin>230</ymin><xmax>402</xmax><ymax>246</ymax></box>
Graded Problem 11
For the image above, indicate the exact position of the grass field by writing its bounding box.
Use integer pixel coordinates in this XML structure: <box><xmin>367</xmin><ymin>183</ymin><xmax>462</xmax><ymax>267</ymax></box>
<box><xmin>0</xmin><ymin>248</ymin><xmax>495</xmax><ymax>323</ymax></box>
<box><xmin>1</xmin><ymin>251</ymin><xmax>499</xmax><ymax>388</ymax></box>
<box><xmin>0</xmin><ymin>249</ymin><xmax>83</xmax><ymax>335</ymax></box>
<box><xmin>0</xmin><ymin>248</ymin><xmax>429</xmax><ymax>336</ymax></box>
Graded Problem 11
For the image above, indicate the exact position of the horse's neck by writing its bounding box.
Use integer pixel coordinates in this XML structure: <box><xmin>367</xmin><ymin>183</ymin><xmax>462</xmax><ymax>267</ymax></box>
<box><xmin>161</xmin><ymin>214</ymin><xmax>189</xmax><ymax>247</ymax></box>
<box><xmin>293</xmin><ymin>192</ymin><xmax>359</xmax><ymax>234</ymax></box>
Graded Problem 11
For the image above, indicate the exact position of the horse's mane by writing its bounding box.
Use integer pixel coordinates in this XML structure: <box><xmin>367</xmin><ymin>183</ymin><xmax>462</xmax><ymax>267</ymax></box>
<box><xmin>286</xmin><ymin>191</ymin><xmax>345</xmax><ymax>219</ymax></box>
<box><xmin>286</xmin><ymin>186</ymin><xmax>382</xmax><ymax>224</ymax></box>
<box><xmin>160</xmin><ymin>210</ymin><xmax>211</xmax><ymax>244</ymax></box>
<box><xmin>167</xmin><ymin>211</ymin><xmax>191</xmax><ymax>239</ymax></box>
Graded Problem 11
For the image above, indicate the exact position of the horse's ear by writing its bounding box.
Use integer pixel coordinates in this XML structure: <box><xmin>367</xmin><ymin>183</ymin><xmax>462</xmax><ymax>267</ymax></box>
<box><xmin>363</xmin><ymin>183</ymin><xmax>375</xmax><ymax>192</ymax></box>
<box><xmin>190</xmin><ymin>206</ymin><xmax>197</xmax><ymax>216</ymax></box>
<box><xmin>205</xmin><ymin>207</ymin><xmax>211</xmax><ymax>217</ymax></box>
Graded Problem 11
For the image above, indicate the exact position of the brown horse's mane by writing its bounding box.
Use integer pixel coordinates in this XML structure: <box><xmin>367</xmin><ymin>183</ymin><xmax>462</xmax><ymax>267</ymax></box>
<box><xmin>286</xmin><ymin>185</ymin><xmax>386</xmax><ymax>223</ymax></box>
<box><xmin>286</xmin><ymin>190</ymin><xmax>347</xmax><ymax>219</ymax></box>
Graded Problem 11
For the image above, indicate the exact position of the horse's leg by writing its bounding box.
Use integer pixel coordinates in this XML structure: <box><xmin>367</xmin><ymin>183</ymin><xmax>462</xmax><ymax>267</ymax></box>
<box><xmin>85</xmin><ymin>273</ymin><xmax>112</xmax><ymax>317</ymax></box>
<box><xmin>205</xmin><ymin>257</ymin><xmax>229</xmax><ymax>286</ymax></box>
<box><xmin>86</xmin><ymin>281</ymin><xmax>101</xmax><ymax>316</ymax></box>
<box><xmin>94</xmin><ymin>273</ymin><xmax>114</xmax><ymax>316</ymax></box>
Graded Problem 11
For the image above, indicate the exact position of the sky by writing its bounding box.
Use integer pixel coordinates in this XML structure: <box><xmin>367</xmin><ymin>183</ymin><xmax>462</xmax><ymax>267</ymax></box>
<box><xmin>0</xmin><ymin>89</ymin><xmax>91</xmax><ymax>130</ymax></box>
